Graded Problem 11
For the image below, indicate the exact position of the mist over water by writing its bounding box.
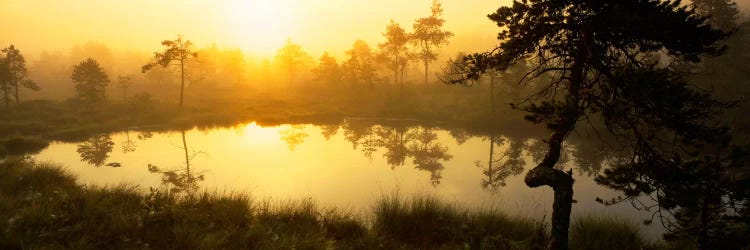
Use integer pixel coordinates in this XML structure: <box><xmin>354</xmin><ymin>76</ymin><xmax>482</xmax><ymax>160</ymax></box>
<box><xmin>34</xmin><ymin>122</ymin><xmax>664</xmax><ymax>237</ymax></box>
<box><xmin>3</xmin><ymin>0</ymin><xmax>750</xmax><ymax>248</ymax></box>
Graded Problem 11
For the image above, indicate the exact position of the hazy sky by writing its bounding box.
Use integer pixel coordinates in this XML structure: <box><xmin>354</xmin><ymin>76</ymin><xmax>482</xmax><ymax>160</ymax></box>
<box><xmin>2</xmin><ymin>0</ymin><xmax>749</xmax><ymax>59</ymax></box>
<box><xmin>0</xmin><ymin>0</ymin><xmax>512</xmax><ymax>59</ymax></box>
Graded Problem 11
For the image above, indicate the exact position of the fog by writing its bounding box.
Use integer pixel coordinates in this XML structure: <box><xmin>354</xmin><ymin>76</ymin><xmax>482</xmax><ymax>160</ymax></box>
<box><xmin>2</xmin><ymin>0</ymin><xmax>750</xmax><ymax>249</ymax></box>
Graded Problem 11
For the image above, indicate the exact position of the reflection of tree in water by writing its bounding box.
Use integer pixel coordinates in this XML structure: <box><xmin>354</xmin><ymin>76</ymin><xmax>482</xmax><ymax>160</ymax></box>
<box><xmin>448</xmin><ymin>128</ymin><xmax>471</xmax><ymax>145</ymax></box>
<box><xmin>121</xmin><ymin>130</ymin><xmax>136</xmax><ymax>153</ymax></box>
<box><xmin>568</xmin><ymin>134</ymin><xmax>615</xmax><ymax>177</ymax></box>
<box><xmin>374</xmin><ymin>125</ymin><xmax>414</xmax><ymax>168</ymax></box>
<box><xmin>77</xmin><ymin>134</ymin><xmax>114</xmax><ymax>167</ymax></box>
<box><xmin>471</xmin><ymin>131</ymin><xmax>607</xmax><ymax>192</ymax></box>
<box><xmin>279</xmin><ymin>125</ymin><xmax>309</xmax><ymax>151</ymax></box>
<box><xmin>122</xmin><ymin>130</ymin><xmax>155</xmax><ymax>154</ymax></box>
<box><xmin>339</xmin><ymin>120</ymin><xmax>616</xmax><ymax>189</ymax></box>
<box><xmin>137</xmin><ymin>131</ymin><xmax>153</xmax><ymax>140</ymax></box>
<box><xmin>527</xmin><ymin>139</ymin><xmax>571</xmax><ymax>170</ymax></box>
<box><xmin>475</xmin><ymin>135</ymin><xmax>525</xmax><ymax>192</ymax></box>
<box><xmin>319</xmin><ymin>124</ymin><xmax>340</xmax><ymax>141</ymax></box>
<box><xmin>342</xmin><ymin>121</ymin><xmax>453</xmax><ymax>185</ymax></box>
<box><xmin>343</xmin><ymin>121</ymin><xmax>378</xmax><ymax>160</ymax></box>
<box><xmin>147</xmin><ymin>131</ymin><xmax>205</xmax><ymax>195</ymax></box>
<box><xmin>408</xmin><ymin>128</ymin><xmax>453</xmax><ymax>185</ymax></box>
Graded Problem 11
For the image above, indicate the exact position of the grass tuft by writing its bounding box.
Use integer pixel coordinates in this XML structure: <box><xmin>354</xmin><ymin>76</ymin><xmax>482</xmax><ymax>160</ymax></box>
<box><xmin>0</xmin><ymin>160</ymin><xmax>661</xmax><ymax>249</ymax></box>
<box><xmin>372</xmin><ymin>192</ymin><xmax>548</xmax><ymax>249</ymax></box>
<box><xmin>570</xmin><ymin>214</ymin><xmax>649</xmax><ymax>250</ymax></box>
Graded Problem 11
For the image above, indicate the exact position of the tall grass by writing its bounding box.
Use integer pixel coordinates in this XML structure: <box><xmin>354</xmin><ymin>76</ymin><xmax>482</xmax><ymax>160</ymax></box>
<box><xmin>569</xmin><ymin>214</ymin><xmax>653</xmax><ymax>250</ymax></box>
<box><xmin>372</xmin><ymin>192</ymin><xmax>548</xmax><ymax>249</ymax></box>
<box><xmin>1</xmin><ymin>160</ymin><xmax>657</xmax><ymax>249</ymax></box>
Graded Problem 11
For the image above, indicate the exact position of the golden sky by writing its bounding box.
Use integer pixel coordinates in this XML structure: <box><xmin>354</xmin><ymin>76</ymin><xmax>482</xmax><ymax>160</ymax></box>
<box><xmin>0</xmin><ymin>0</ymin><xmax>513</xmax><ymax>59</ymax></box>
<box><xmin>2</xmin><ymin>0</ymin><xmax>749</xmax><ymax>60</ymax></box>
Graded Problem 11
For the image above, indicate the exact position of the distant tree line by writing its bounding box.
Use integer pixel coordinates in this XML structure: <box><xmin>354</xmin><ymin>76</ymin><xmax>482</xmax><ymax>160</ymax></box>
<box><xmin>0</xmin><ymin>45</ymin><xmax>39</xmax><ymax>108</ymax></box>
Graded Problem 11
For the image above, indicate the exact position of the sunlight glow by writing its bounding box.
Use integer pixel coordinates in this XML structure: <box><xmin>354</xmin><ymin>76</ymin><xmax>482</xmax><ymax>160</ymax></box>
<box><xmin>241</xmin><ymin>122</ymin><xmax>286</xmax><ymax>146</ymax></box>
<box><xmin>224</xmin><ymin>0</ymin><xmax>294</xmax><ymax>53</ymax></box>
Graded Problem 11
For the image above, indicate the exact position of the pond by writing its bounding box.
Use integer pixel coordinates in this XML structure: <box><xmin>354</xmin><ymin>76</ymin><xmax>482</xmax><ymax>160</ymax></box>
<box><xmin>34</xmin><ymin>120</ymin><xmax>663</xmax><ymax>238</ymax></box>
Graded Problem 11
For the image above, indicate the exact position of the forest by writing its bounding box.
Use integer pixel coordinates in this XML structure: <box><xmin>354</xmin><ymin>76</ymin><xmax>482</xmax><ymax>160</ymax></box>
<box><xmin>1</xmin><ymin>0</ymin><xmax>750</xmax><ymax>249</ymax></box>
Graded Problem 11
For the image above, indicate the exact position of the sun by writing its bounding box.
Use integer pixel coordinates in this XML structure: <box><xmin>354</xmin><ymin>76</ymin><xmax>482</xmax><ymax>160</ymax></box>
<box><xmin>224</xmin><ymin>0</ymin><xmax>294</xmax><ymax>54</ymax></box>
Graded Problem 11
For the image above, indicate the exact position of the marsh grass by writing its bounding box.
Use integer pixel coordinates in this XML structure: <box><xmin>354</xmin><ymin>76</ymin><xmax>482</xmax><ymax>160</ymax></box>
<box><xmin>0</xmin><ymin>160</ymin><xmax>655</xmax><ymax>249</ymax></box>
<box><xmin>569</xmin><ymin>214</ymin><xmax>654</xmax><ymax>250</ymax></box>
<box><xmin>0</xmin><ymin>91</ymin><xmax>541</xmax><ymax>147</ymax></box>
<box><xmin>372</xmin><ymin>192</ymin><xmax>548</xmax><ymax>249</ymax></box>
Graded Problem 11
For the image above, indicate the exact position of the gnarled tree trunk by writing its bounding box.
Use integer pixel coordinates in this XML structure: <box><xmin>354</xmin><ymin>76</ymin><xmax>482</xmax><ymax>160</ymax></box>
<box><xmin>524</xmin><ymin>41</ymin><xmax>586</xmax><ymax>249</ymax></box>
<box><xmin>524</xmin><ymin>118</ymin><xmax>576</xmax><ymax>250</ymax></box>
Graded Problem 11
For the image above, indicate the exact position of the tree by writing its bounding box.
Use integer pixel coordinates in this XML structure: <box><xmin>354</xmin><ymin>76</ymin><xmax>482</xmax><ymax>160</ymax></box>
<box><xmin>1</xmin><ymin>45</ymin><xmax>39</xmax><ymax>107</ymax></box>
<box><xmin>275</xmin><ymin>39</ymin><xmax>311</xmax><ymax>89</ymax></box>
<box><xmin>312</xmin><ymin>52</ymin><xmax>341</xmax><ymax>87</ymax></box>
<box><xmin>692</xmin><ymin>0</ymin><xmax>739</xmax><ymax>31</ymax></box>
<box><xmin>444</xmin><ymin>1</ymin><xmax>731</xmax><ymax>249</ymax></box>
<box><xmin>343</xmin><ymin>40</ymin><xmax>378</xmax><ymax>90</ymax></box>
<box><xmin>412</xmin><ymin>0</ymin><xmax>453</xmax><ymax>85</ymax></box>
<box><xmin>379</xmin><ymin>20</ymin><xmax>413</xmax><ymax>97</ymax></box>
<box><xmin>142</xmin><ymin>35</ymin><xmax>197</xmax><ymax>108</ymax></box>
<box><xmin>0</xmin><ymin>58</ymin><xmax>11</xmax><ymax>108</ymax></box>
<box><xmin>72</xmin><ymin>58</ymin><xmax>110</xmax><ymax>103</ymax></box>
<box><xmin>117</xmin><ymin>75</ymin><xmax>133</xmax><ymax>104</ymax></box>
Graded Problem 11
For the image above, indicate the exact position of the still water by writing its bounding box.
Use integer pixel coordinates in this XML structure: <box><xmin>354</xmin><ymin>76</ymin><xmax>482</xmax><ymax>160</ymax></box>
<box><xmin>34</xmin><ymin>121</ymin><xmax>661</xmax><ymax>237</ymax></box>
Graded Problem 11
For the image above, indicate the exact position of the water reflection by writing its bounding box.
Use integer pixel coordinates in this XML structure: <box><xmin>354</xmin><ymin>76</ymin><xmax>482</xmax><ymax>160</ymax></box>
<box><xmin>279</xmin><ymin>125</ymin><xmax>309</xmax><ymax>151</ymax></box>
<box><xmin>121</xmin><ymin>130</ymin><xmax>137</xmax><ymax>153</ymax></box>
<box><xmin>340</xmin><ymin>121</ymin><xmax>453</xmax><ymax>185</ymax></box>
<box><xmin>76</xmin><ymin>134</ymin><xmax>114</xmax><ymax>167</ymax></box>
<box><xmin>343</xmin><ymin>121</ymin><xmax>379</xmax><ymax>161</ymax></box>
<box><xmin>475</xmin><ymin>135</ymin><xmax>525</xmax><ymax>192</ymax></box>
<box><xmin>38</xmin><ymin>121</ymin><xmax>690</xmax><ymax>239</ymax></box>
<box><xmin>147</xmin><ymin>130</ymin><xmax>206</xmax><ymax>194</ymax></box>
<box><xmin>319</xmin><ymin>124</ymin><xmax>340</xmax><ymax>141</ymax></box>
<box><xmin>374</xmin><ymin>125</ymin><xmax>412</xmax><ymax>167</ymax></box>
<box><xmin>408</xmin><ymin>128</ymin><xmax>452</xmax><ymax>185</ymax></box>
<box><xmin>120</xmin><ymin>129</ymin><xmax>155</xmax><ymax>154</ymax></box>
<box><xmin>448</xmin><ymin>128</ymin><xmax>471</xmax><ymax>145</ymax></box>
<box><xmin>469</xmin><ymin>131</ymin><xmax>609</xmax><ymax>193</ymax></box>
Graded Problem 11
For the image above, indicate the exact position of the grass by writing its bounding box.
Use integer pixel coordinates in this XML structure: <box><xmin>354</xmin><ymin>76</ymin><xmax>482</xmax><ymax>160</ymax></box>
<box><xmin>372</xmin><ymin>192</ymin><xmax>548</xmax><ymax>249</ymax></box>
<box><xmin>570</xmin><ymin>214</ymin><xmax>654</xmax><ymax>250</ymax></box>
<box><xmin>0</xmin><ymin>87</ymin><xmax>543</xmax><ymax>145</ymax></box>
<box><xmin>0</xmin><ymin>160</ymin><xmax>656</xmax><ymax>249</ymax></box>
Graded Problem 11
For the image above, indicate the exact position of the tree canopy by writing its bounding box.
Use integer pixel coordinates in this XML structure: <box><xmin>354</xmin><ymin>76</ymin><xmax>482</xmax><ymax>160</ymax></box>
<box><xmin>72</xmin><ymin>58</ymin><xmax>109</xmax><ymax>103</ymax></box>
<box><xmin>412</xmin><ymin>0</ymin><xmax>453</xmax><ymax>85</ymax></box>
<box><xmin>312</xmin><ymin>52</ymin><xmax>341</xmax><ymax>87</ymax></box>
<box><xmin>0</xmin><ymin>45</ymin><xmax>38</xmax><ymax>107</ymax></box>
<box><xmin>444</xmin><ymin>0</ymin><xmax>735</xmax><ymax>249</ymax></box>
<box><xmin>142</xmin><ymin>35</ymin><xmax>197</xmax><ymax>108</ymax></box>
<box><xmin>275</xmin><ymin>39</ymin><xmax>311</xmax><ymax>89</ymax></box>
<box><xmin>379</xmin><ymin>20</ymin><xmax>413</xmax><ymax>97</ymax></box>
<box><xmin>343</xmin><ymin>40</ymin><xmax>378</xmax><ymax>90</ymax></box>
